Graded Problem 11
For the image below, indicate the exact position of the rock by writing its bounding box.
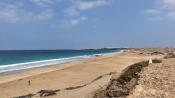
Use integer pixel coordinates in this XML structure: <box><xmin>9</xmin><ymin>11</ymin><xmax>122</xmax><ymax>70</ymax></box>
<box><xmin>13</xmin><ymin>94</ymin><xmax>33</xmax><ymax>98</ymax></box>
<box><xmin>151</xmin><ymin>51</ymin><xmax>164</xmax><ymax>55</ymax></box>
<box><xmin>152</xmin><ymin>59</ymin><xmax>162</xmax><ymax>63</ymax></box>
<box><xmin>106</xmin><ymin>89</ymin><xmax>129</xmax><ymax>97</ymax></box>
<box><xmin>38</xmin><ymin>90</ymin><xmax>59</xmax><ymax>97</ymax></box>
<box><xmin>164</xmin><ymin>53</ymin><xmax>175</xmax><ymax>59</ymax></box>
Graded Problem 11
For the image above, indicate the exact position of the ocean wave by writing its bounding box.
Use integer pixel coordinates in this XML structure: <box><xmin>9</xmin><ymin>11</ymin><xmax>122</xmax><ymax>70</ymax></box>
<box><xmin>0</xmin><ymin>50</ymin><xmax>123</xmax><ymax>73</ymax></box>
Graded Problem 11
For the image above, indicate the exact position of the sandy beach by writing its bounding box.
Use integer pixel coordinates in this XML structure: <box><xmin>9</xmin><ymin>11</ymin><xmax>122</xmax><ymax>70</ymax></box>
<box><xmin>1</xmin><ymin>0</ymin><xmax>175</xmax><ymax>97</ymax></box>
<box><xmin>0</xmin><ymin>49</ymin><xmax>164</xmax><ymax>98</ymax></box>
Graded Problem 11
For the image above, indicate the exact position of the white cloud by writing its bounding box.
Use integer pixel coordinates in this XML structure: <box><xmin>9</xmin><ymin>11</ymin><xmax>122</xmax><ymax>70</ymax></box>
<box><xmin>28</xmin><ymin>0</ymin><xmax>64</xmax><ymax>7</ymax></box>
<box><xmin>144</xmin><ymin>0</ymin><xmax>175</xmax><ymax>20</ymax></box>
<box><xmin>51</xmin><ymin>16</ymin><xmax>88</xmax><ymax>29</ymax></box>
<box><xmin>70</xmin><ymin>19</ymin><xmax>80</xmax><ymax>25</ymax></box>
<box><xmin>0</xmin><ymin>4</ymin><xmax>20</xmax><ymax>22</ymax></box>
<box><xmin>35</xmin><ymin>9</ymin><xmax>54</xmax><ymax>20</ymax></box>
<box><xmin>161</xmin><ymin>0</ymin><xmax>175</xmax><ymax>9</ymax></box>
<box><xmin>76</xmin><ymin>0</ymin><xmax>110</xmax><ymax>10</ymax></box>
<box><xmin>65</xmin><ymin>0</ymin><xmax>111</xmax><ymax>16</ymax></box>
<box><xmin>70</xmin><ymin>16</ymin><xmax>88</xmax><ymax>25</ymax></box>
<box><xmin>0</xmin><ymin>2</ymin><xmax>54</xmax><ymax>22</ymax></box>
<box><xmin>0</xmin><ymin>0</ymin><xmax>108</xmax><ymax>25</ymax></box>
<box><xmin>64</xmin><ymin>7</ymin><xmax>80</xmax><ymax>16</ymax></box>
<box><xmin>80</xmin><ymin>16</ymin><xmax>88</xmax><ymax>21</ymax></box>
<box><xmin>29</xmin><ymin>0</ymin><xmax>54</xmax><ymax>7</ymax></box>
<box><xmin>144</xmin><ymin>9</ymin><xmax>161</xmax><ymax>14</ymax></box>
<box><xmin>167</xmin><ymin>12</ymin><xmax>175</xmax><ymax>20</ymax></box>
<box><xmin>143</xmin><ymin>9</ymin><xmax>162</xmax><ymax>20</ymax></box>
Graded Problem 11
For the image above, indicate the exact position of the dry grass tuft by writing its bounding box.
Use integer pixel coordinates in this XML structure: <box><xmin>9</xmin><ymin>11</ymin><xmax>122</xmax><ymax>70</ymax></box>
<box><xmin>164</xmin><ymin>53</ymin><xmax>175</xmax><ymax>59</ymax></box>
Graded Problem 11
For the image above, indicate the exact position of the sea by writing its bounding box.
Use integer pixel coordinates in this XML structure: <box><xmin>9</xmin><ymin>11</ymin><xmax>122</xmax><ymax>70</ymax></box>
<box><xmin>0</xmin><ymin>49</ymin><xmax>123</xmax><ymax>73</ymax></box>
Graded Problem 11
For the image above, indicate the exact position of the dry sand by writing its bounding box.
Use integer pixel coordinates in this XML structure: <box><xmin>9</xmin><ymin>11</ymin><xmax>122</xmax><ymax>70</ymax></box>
<box><xmin>94</xmin><ymin>48</ymin><xmax>175</xmax><ymax>98</ymax></box>
<box><xmin>0</xmin><ymin>49</ymin><xmax>163</xmax><ymax>98</ymax></box>
<box><xmin>127</xmin><ymin>48</ymin><xmax>175</xmax><ymax>98</ymax></box>
<box><xmin>128</xmin><ymin>58</ymin><xmax>175</xmax><ymax>98</ymax></box>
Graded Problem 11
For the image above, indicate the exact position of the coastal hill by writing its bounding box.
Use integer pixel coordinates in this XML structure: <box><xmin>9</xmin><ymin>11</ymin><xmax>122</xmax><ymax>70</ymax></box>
<box><xmin>94</xmin><ymin>48</ymin><xmax>175</xmax><ymax>98</ymax></box>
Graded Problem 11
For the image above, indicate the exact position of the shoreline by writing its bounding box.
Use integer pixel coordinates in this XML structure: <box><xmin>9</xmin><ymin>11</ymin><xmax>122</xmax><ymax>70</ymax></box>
<box><xmin>0</xmin><ymin>50</ymin><xmax>124</xmax><ymax>84</ymax></box>
<box><xmin>0</xmin><ymin>50</ymin><xmax>124</xmax><ymax>74</ymax></box>
<box><xmin>0</xmin><ymin>49</ymin><xmax>162</xmax><ymax>98</ymax></box>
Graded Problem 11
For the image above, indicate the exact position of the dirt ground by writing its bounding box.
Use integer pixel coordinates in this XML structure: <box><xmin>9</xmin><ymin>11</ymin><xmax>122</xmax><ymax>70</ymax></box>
<box><xmin>128</xmin><ymin>58</ymin><xmax>175</xmax><ymax>98</ymax></box>
<box><xmin>94</xmin><ymin>48</ymin><xmax>175</xmax><ymax>98</ymax></box>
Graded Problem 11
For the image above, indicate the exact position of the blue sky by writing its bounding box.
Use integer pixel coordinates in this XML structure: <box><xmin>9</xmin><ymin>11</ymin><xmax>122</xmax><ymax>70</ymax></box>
<box><xmin>0</xmin><ymin>0</ymin><xmax>175</xmax><ymax>50</ymax></box>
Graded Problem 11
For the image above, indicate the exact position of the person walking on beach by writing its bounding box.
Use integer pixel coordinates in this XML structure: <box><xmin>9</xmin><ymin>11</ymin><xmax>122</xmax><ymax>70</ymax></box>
<box><xmin>28</xmin><ymin>80</ymin><xmax>31</xmax><ymax>86</ymax></box>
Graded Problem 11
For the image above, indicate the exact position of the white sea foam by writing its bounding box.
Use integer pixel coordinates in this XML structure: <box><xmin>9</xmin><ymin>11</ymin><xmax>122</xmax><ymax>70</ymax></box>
<box><xmin>0</xmin><ymin>50</ymin><xmax>124</xmax><ymax>73</ymax></box>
